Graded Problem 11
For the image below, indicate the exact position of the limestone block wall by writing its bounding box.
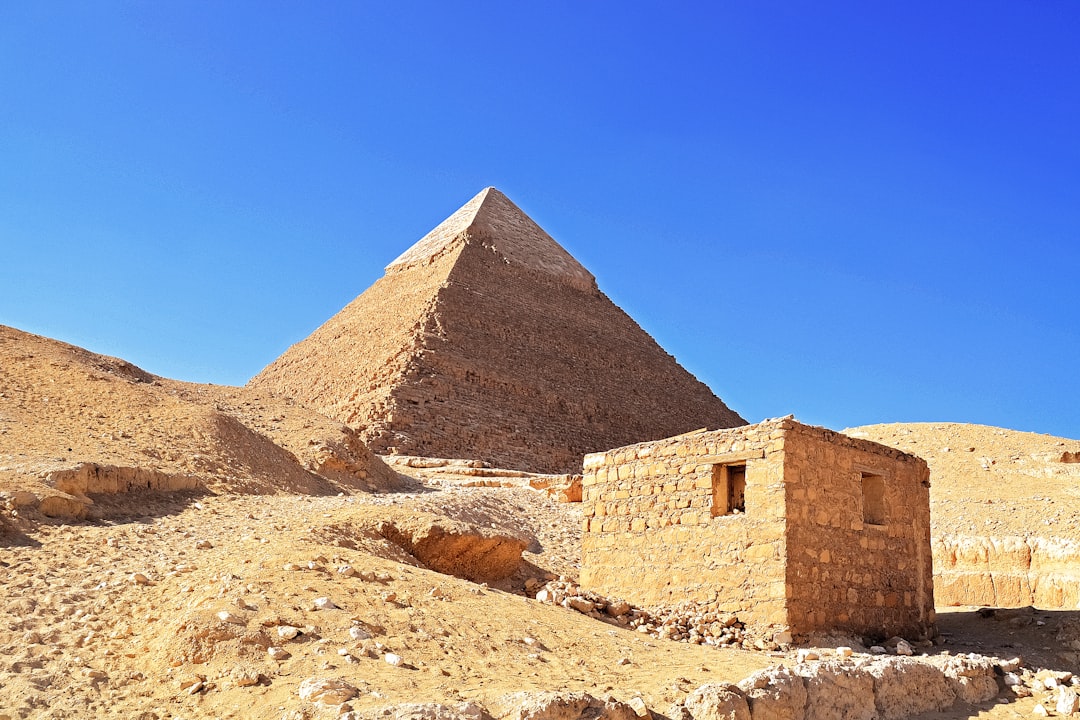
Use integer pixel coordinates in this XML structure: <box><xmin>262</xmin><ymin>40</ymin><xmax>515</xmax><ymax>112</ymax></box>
<box><xmin>781</xmin><ymin>424</ymin><xmax>935</xmax><ymax>639</ymax></box>
<box><xmin>580</xmin><ymin>422</ymin><xmax>790</xmax><ymax>626</ymax></box>
<box><xmin>581</xmin><ymin>418</ymin><xmax>936</xmax><ymax>639</ymax></box>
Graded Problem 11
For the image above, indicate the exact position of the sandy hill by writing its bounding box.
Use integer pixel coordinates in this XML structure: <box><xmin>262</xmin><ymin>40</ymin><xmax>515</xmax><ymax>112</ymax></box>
<box><xmin>846</xmin><ymin>422</ymin><xmax>1080</xmax><ymax>609</ymax></box>
<box><xmin>0</xmin><ymin>324</ymin><xmax>401</xmax><ymax>518</ymax></box>
<box><xmin>250</xmin><ymin>188</ymin><xmax>744</xmax><ymax>473</ymax></box>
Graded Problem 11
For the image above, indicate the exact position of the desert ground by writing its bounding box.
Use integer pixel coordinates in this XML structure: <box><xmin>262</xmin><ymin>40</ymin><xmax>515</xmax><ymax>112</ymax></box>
<box><xmin>2</xmin><ymin>325</ymin><xmax>1079</xmax><ymax>719</ymax></box>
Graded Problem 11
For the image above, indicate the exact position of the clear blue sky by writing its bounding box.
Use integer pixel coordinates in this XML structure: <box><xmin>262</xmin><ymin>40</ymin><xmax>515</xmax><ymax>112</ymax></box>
<box><xmin>2</xmin><ymin>3</ymin><xmax>1077</xmax><ymax>439</ymax></box>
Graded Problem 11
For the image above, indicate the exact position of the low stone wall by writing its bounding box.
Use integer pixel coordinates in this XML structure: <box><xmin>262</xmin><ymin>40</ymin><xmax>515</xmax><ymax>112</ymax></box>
<box><xmin>328</xmin><ymin>652</ymin><xmax>1032</xmax><ymax>720</ymax></box>
<box><xmin>935</xmin><ymin>534</ymin><xmax>1080</xmax><ymax>609</ymax></box>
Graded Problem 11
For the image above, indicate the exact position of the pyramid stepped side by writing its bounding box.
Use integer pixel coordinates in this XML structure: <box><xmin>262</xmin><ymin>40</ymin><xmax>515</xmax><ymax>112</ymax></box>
<box><xmin>374</xmin><ymin>239</ymin><xmax>745</xmax><ymax>473</ymax></box>
<box><xmin>249</xmin><ymin>248</ymin><xmax>459</xmax><ymax>439</ymax></box>
<box><xmin>387</xmin><ymin>188</ymin><xmax>597</xmax><ymax>293</ymax></box>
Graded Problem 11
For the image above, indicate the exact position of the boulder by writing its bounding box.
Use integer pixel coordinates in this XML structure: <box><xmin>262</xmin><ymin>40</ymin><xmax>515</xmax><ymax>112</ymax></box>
<box><xmin>683</xmin><ymin>683</ymin><xmax>750</xmax><ymax>720</ymax></box>
<box><xmin>795</xmin><ymin>662</ymin><xmax>875</xmax><ymax>720</ymax></box>
<box><xmin>737</xmin><ymin>666</ymin><xmax>807</xmax><ymax>720</ymax></box>
<box><xmin>866</xmin><ymin>658</ymin><xmax>955</xmax><ymax>719</ymax></box>
<box><xmin>297</xmin><ymin>677</ymin><xmax>360</xmax><ymax>705</ymax></box>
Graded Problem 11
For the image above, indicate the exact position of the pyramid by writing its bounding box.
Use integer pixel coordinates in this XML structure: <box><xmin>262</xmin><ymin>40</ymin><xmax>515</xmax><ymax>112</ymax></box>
<box><xmin>250</xmin><ymin>188</ymin><xmax>745</xmax><ymax>473</ymax></box>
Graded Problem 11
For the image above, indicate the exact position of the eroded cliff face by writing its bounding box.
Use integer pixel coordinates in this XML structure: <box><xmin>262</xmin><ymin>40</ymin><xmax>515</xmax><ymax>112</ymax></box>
<box><xmin>934</xmin><ymin>535</ymin><xmax>1080</xmax><ymax>609</ymax></box>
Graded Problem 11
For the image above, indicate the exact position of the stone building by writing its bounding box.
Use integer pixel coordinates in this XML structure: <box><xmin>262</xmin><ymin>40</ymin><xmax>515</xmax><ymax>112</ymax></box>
<box><xmin>250</xmin><ymin>187</ymin><xmax>744</xmax><ymax>473</ymax></box>
<box><xmin>580</xmin><ymin>417</ymin><xmax>935</xmax><ymax>640</ymax></box>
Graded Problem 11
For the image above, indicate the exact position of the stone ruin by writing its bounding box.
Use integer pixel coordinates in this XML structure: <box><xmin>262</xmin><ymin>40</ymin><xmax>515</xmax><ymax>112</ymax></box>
<box><xmin>580</xmin><ymin>417</ymin><xmax>936</xmax><ymax>640</ymax></box>
<box><xmin>251</xmin><ymin>187</ymin><xmax>744</xmax><ymax>473</ymax></box>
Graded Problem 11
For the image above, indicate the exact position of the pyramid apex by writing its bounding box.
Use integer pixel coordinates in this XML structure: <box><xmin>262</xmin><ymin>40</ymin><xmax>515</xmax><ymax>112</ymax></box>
<box><xmin>386</xmin><ymin>188</ymin><xmax>596</xmax><ymax>292</ymax></box>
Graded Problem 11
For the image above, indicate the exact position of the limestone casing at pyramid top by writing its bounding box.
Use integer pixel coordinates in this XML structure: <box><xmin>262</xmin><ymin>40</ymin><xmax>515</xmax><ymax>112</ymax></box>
<box><xmin>385</xmin><ymin>187</ymin><xmax>598</xmax><ymax>293</ymax></box>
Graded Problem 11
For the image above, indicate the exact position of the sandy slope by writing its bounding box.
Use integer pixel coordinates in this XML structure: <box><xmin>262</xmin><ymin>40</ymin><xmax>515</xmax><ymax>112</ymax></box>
<box><xmin>844</xmin><ymin>423</ymin><xmax>1080</xmax><ymax>541</ymax></box>
<box><xmin>0</xmin><ymin>325</ymin><xmax>399</xmax><ymax>507</ymax></box>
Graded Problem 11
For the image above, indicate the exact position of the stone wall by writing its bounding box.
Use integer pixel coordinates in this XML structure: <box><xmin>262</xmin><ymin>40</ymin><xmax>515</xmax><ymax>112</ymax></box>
<box><xmin>581</xmin><ymin>422</ymin><xmax>789</xmax><ymax>626</ymax></box>
<box><xmin>780</xmin><ymin>424</ymin><xmax>935</xmax><ymax>639</ymax></box>
<box><xmin>580</xmin><ymin>419</ymin><xmax>936</xmax><ymax>638</ymax></box>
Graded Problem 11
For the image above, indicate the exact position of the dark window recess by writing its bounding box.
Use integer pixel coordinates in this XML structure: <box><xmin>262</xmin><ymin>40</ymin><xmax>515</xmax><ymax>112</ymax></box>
<box><xmin>711</xmin><ymin>464</ymin><xmax>746</xmax><ymax>516</ymax></box>
<box><xmin>862</xmin><ymin>472</ymin><xmax>886</xmax><ymax>525</ymax></box>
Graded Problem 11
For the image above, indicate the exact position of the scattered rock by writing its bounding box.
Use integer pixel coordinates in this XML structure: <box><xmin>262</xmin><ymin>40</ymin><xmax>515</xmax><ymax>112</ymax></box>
<box><xmin>230</xmin><ymin>665</ymin><xmax>262</xmax><ymax>687</ymax></box>
<box><xmin>268</xmin><ymin>646</ymin><xmax>291</xmax><ymax>660</ymax></box>
<box><xmin>313</xmin><ymin>596</ymin><xmax>339</xmax><ymax>610</ymax></box>
<box><xmin>298</xmin><ymin>677</ymin><xmax>360</xmax><ymax>705</ymax></box>
<box><xmin>1058</xmin><ymin>687</ymin><xmax>1080</xmax><ymax>716</ymax></box>
<box><xmin>358</xmin><ymin>703</ymin><xmax>491</xmax><ymax>720</ymax></box>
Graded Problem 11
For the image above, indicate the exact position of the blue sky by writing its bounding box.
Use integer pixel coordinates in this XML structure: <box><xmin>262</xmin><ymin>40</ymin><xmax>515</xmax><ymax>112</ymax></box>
<box><xmin>2</xmin><ymin>3</ymin><xmax>1077</xmax><ymax>438</ymax></box>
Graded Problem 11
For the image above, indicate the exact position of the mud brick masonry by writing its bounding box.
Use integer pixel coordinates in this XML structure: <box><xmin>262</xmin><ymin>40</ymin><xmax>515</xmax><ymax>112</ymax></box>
<box><xmin>580</xmin><ymin>417</ymin><xmax>936</xmax><ymax>640</ymax></box>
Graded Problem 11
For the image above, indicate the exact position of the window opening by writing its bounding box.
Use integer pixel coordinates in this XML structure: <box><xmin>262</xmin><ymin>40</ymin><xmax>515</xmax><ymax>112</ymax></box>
<box><xmin>862</xmin><ymin>472</ymin><xmax>886</xmax><ymax>525</ymax></box>
<box><xmin>711</xmin><ymin>464</ymin><xmax>746</xmax><ymax>516</ymax></box>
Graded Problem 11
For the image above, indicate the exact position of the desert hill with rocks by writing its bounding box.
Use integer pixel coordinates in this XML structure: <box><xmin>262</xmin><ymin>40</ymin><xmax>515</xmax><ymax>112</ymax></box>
<box><xmin>3</xmin><ymin>322</ymin><xmax>1080</xmax><ymax>719</ymax></box>
<box><xmin>0</xmin><ymin>324</ymin><xmax>401</xmax><ymax>519</ymax></box>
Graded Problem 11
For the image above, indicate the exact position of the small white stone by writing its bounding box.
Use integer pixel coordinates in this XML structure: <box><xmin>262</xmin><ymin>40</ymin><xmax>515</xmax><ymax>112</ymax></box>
<box><xmin>1033</xmin><ymin>703</ymin><xmax>1049</xmax><ymax>717</ymax></box>
<box><xmin>1058</xmin><ymin>687</ymin><xmax>1080</xmax><ymax>716</ymax></box>
<box><xmin>337</xmin><ymin>565</ymin><xmax>357</xmax><ymax>577</ymax></box>
<box><xmin>217</xmin><ymin>611</ymin><xmax>245</xmax><ymax>625</ymax></box>
<box><xmin>277</xmin><ymin>625</ymin><xmax>300</xmax><ymax>640</ymax></box>
<box><xmin>283</xmin><ymin>563</ymin><xmax>303</xmax><ymax>571</ymax></box>
<box><xmin>895</xmin><ymin>640</ymin><xmax>914</xmax><ymax>656</ymax></box>
<box><xmin>384</xmin><ymin>653</ymin><xmax>403</xmax><ymax>667</ymax></box>
<box><xmin>836</xmin><ymin>646</ymin><xmax>854</xmax><ymax>658</ymax></box>
<box><xmin>313</xmin><ymin>597</ymin><xmax>338</xmax><ymax>610</ymax></box>
<box><xmin>349</xmin><ymin>626</ymin><xmax>372</xmax><ymax>641</ymax></box>
<box><xmin>268</xmin><ymin>646</ymin><xmax>290</xmax><ymax>660</ymax></box>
